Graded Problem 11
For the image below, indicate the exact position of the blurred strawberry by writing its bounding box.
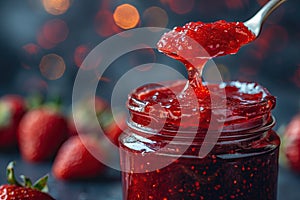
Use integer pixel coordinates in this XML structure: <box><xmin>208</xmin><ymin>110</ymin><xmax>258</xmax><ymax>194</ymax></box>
<box><xmin>18</xmin><ymin>108</ymin><xmax>68</xmax><ymax>162</ymax></box>
<box><xmin>100</xmin><ymin>109</ymin><xmax>126</xmax><ymax>146</ymax></box>
<box><xmin>68</xmin><ymin>96</ymin><xmax>107</xmax><ymax>137</ymax></box>
<box><xmin>52</xmin><ymin>135</ymin><xmax>106</xmax><ymax>180</ymax></box>
<box><xmin>0</xmin><ymin>161</ymin><xmax>55</xmax><ymax>200</ymax></box>
<box><xmin>283</xmin><ymin>115</ymin><xmax>300</xmax><ymax>173</ymax></box>
<box><xmin>0</xmin><ymin>95</ymin><xmax>26</xmax><ymax>149</ymax></box>
<box><xmin>69</xmin><ymin>96</ymin><xmax>125</xmax><ymax>146</ymax></box>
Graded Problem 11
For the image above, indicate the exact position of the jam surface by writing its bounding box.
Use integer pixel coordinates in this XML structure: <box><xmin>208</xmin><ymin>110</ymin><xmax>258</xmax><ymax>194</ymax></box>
<box><xmin>157</xmin><ymin>20</ymin><xmax>256</xmax><ymax>59</ymax></box>
<box><xmin>129</xmin><ymin>81</ymin><xmax>275</xmax><ymax>131</ymax></box>
<box><xmin>120</xmin><ymin>19</ymin><xmax>279</xmax><ymax>200</ymax></box>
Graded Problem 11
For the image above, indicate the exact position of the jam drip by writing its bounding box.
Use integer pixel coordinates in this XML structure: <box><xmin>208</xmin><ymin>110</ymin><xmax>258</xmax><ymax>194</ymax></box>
<box><xmin>157</xmin><ymin>20</ymin><xmax>256</xmax><ymax>97</ymax></box>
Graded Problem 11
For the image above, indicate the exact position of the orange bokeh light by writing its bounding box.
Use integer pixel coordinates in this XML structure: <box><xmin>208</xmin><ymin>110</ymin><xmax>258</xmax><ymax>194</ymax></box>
<box><xmin>113</xmin><ymin>4</ymin><xmax>140</xmax><ymax>29</ymax></box>
<box><xmin>39</xmin><ymin>54</ymin><xmax>66</xmax><ymax>80</ymax></box>
<box><xmin>42</xmin><ymin>0</ymin><xmax>71</xmax><ymax>15</ymax></box>
<box><xmin>168</xmin><ymin>0</ymin><xmax>195</xmax><ymax>14</ymax></box>
<box><xmin>143</xmin><ymin>7</ymin><xmax>168</xmax><ymax>28</ymax></box>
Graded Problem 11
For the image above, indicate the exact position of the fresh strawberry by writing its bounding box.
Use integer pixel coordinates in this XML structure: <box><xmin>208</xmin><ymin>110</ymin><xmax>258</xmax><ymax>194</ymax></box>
<box><xmin>18</xmin><ymin>108</ymin><xmax>68</xmax><ymax>162</ymax></box>
<box><xmin>52</xmin><ymin>135</ymin><xmax>106</xmax><ymax>180</ymax></box>
<box><xmin>283</xmin><ymin>114</ymin><xmax>300</xmax><ymax>172</ymax></box>
<box><xmin>0</xmin><ymin>95</ymin><xmax>26</xmax><ymax>149</ymax></box>
<box><xmin>0</xmin><ymin>161</ymin><xmax>55</xmax><ymax>200</ymax></box>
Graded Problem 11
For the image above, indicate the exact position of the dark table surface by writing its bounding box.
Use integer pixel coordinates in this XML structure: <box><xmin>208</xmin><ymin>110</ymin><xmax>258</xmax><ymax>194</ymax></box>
<box><xmin>1</xmin><ymin>151</ymin><xmax>300</xmax><ymax>200</ymax></box>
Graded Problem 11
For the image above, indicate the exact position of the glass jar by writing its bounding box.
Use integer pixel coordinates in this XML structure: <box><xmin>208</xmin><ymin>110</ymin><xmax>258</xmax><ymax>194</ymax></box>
<box><xmin>119</xmin><ymin>81</ymin><xmax>280</xmax><ymax>200</ymax></box>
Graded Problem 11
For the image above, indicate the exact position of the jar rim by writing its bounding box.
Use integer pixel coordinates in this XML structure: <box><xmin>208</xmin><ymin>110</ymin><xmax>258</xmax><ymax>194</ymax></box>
<box><xmin>126</xmin><ymin>116</ymin><xmax>275</xmax><ymax>141</ymax></box>
<box><xmin>127</xmin><ymin>81</ymin><xmax>276</xmax><ymax>134</ymax></box>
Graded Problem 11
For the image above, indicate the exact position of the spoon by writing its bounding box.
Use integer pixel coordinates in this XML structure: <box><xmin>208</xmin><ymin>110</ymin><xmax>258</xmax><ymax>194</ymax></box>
<box><xmin>244</xmin><ymin>0</ymin><xmax>287</xmax><ymax>37</ymax></box>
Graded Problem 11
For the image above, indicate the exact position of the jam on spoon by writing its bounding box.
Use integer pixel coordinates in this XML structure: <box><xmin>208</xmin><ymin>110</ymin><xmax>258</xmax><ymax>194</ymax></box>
<box><xmin>157</xmin><ymin>0</ymin><xmax>286</xmax><ymax>92</ymax></box>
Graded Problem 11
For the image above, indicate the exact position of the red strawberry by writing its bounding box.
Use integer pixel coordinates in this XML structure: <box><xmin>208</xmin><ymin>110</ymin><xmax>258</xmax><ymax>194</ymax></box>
<box><xmin>0</xmin><ymin>95</ymin><xmax>26</xmax><ymax>149</ymax></box>
<box><xmin>100</xmin><ymin>110</ymin><xmax>126</xmax><ymax>146</ymax></box>
<box><xmin>52</xmin><ymin>135</ymin><xmax>106</xmax><ymax>180</ymax></box>
<box><xmin>0</xmin><ymin>161</ymin><xmax>55</xmax><ymax>200</ymax></box>
<box><xmin>69</xmin><ymin>96</ymin><xmax>108</xmax><ymax>136</ymax></box>
<box><xmin>18</xmin><ymin>108</ymin><xmax>68</xmax><ymax>162</ymax></box>
<box><xmin>283</xmin><ymin>114</ymin><xmax>300</xmax><ymax>172</ymax></box>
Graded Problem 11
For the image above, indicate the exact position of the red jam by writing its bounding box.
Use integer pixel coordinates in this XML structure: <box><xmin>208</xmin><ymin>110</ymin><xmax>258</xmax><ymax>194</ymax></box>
<box><xmin>119</xmin><ymin>20</ymin><xmax>279</xmax><ymax>200</ymax></box>
<box><xmin>157</xmin><ymin>20</ymin><xmax>256</xmax><ymax>60</ymax></box>
<box><xmin>157</xmin><ymin>20</ymin><xmax>256</xmax><ymax>94</ymax></box>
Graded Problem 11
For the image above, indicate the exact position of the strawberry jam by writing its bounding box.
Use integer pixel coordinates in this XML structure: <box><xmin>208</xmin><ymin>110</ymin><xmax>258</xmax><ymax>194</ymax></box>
<box><xmin>119</xmin><ymin>20</ymin><xmax>279</xmax><ymax>200</ymax></box>
<box><xmin>157</xmin><ymin>20</ymin><xmax>256</xmax><ymax>59</ymax></box>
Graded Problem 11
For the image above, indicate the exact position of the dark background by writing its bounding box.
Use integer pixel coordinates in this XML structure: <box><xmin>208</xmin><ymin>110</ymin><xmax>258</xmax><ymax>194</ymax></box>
<box><xmin>0</xmin><ymin>0</ymin><xmax>300</xmax><ymax>199</ymax></box>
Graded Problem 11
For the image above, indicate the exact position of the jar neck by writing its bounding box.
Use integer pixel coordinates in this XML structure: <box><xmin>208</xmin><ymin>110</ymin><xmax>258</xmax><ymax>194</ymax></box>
<box><xmin>126</xmin><ymin>115</ymin><xmax>275</xmax><ymax>144</ymax></box>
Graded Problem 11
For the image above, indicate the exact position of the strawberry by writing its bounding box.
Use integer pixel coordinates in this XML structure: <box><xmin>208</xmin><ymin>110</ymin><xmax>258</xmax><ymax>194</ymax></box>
<box><xmin>100</xmin><ymin>109</ymin><xmax>126</xmax><ymax>146</ymax></box>
<box><xmin>69</xmin><ymin>96</ymin><xmax>124</xmax><ymax>145</ymax></box>
<box><xmin>52</xmin><ymin>135</ymin><xmax>106</xmax><ymax>180</ymax></box>
<box><xmin>0</xmin><ymin>161</ymin><xmax>55</xmax><ymax>200</ymax></box>
<box><xmin>0</xmin><ymin>95</ymin><xmax>26</xmax><ymax>149</ymax></box>
<box><xmin>18</xmin><ymin>108</ymin><xmax>68</xmax><ymax>162</ymax></box>
<box><xmin>69</xmin><ymin>96</ymin><xmax>107</xmax><ymax>136</ymax></box>
<box><xmin>283</xmin><ymin>114</ymin><xmax>300</xmax><ymax>173</ymax></box>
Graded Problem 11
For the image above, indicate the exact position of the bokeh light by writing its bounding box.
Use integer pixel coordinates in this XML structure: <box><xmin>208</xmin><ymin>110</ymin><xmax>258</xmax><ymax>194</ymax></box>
<box><xmin>43</xmin><ymin>19</ymin><xmax>69</xmax><ymax>44</ymax></box>
<box><xmin>21</xmin><ymin>76</ymin><xmax>48</xmax><ymax>93</ymax></box>
<box><xmin>225</xmin><ymin>0</ymin><xmax>248</xmax><ymax>9</ymax></box>
<box><xmin>37</xmin><ymin>30</ymin><xmax>56</xmax><ymax>49</ymax></box>
<box><xmin>74</xmin><ymin>45</ymin><xmax>92</xmax><ymax>69</ymax></box>
<box><xmin>39</xmin><ymin>54</ymin><xmax>66</xmax><ymax>80</ymax></box>
<box><xmin>95</xmin><ymin>10</ymin><xmax>121</xmax><ymax>37</ymax></box>
<box><xmin>37</xmin><ymin>19</ymin><xmax>69</xmax><ymax>49</ymax></box>
<box><xmin>22</xmin><ymin>43</ymin><xmax>40</xmax><ymax>55</ymax></box>
<box><xmin>42</xmin><ymin>0</ymin><xmax>71</xmax><ymax>15</ymax></box>
<box><xmin>250</xmin><ymin>25</ymin><xmax>288</xmax><ymax>59</ymax></box>
<box><xmin>143</xmin><ymin>7</ymin><xmax>168</xmax><ymax>28</ymax></box>
<box><xmin>168</xmin><ymin>0</ymin><xmax>195</xmax><ymax>15</ymax></box>
<box><xmin>113</xmin><ymin>4</ymin><xmax>140</xmax><ymax>29</ymax></box>
<box><xmin>256</xmin><ymin>0</ymin><xmax>268</xmax><ymax>6</ymax></box>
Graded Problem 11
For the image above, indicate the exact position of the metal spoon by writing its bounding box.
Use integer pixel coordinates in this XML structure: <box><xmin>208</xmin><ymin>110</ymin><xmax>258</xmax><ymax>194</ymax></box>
<box><xmin>244</xmin><ymin>0</ymin><xmax>287</xmax><ymax>37</ymax></box>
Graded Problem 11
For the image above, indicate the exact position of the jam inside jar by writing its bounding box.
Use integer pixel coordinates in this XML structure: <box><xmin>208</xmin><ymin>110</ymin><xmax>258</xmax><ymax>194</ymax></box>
<box><xmin>119</xmin><ymin>80</ymin><xmax>280</xmax><ymax>200</ymax></box>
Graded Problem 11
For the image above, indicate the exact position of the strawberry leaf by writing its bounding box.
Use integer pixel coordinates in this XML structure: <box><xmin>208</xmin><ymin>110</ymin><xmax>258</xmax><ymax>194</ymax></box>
<box><xmin>33</xmin><ymin>175</ymin><xmax>49</xmax><ymax>192</ymax></box>
<box><xmin>0</xmin><ymin>102</ymin><xmax>12</xmax><ymax>128</ymax></box>
<box><xmin>6</xmin><ymin>161</ymin><xmax>21</xmax><ymax>186</ymax></box>
<box><xmin>20</xmin><ymin>175</ymin><xmax>32</xmax><ymax>187</ymax></box>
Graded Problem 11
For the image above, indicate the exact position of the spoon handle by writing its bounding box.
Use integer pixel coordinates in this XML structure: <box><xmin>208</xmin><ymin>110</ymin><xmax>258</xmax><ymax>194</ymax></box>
<box><xmin>244</xmin><ymin>0</ymin><xmax>287</xmax><ymax>36</ymax></box>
